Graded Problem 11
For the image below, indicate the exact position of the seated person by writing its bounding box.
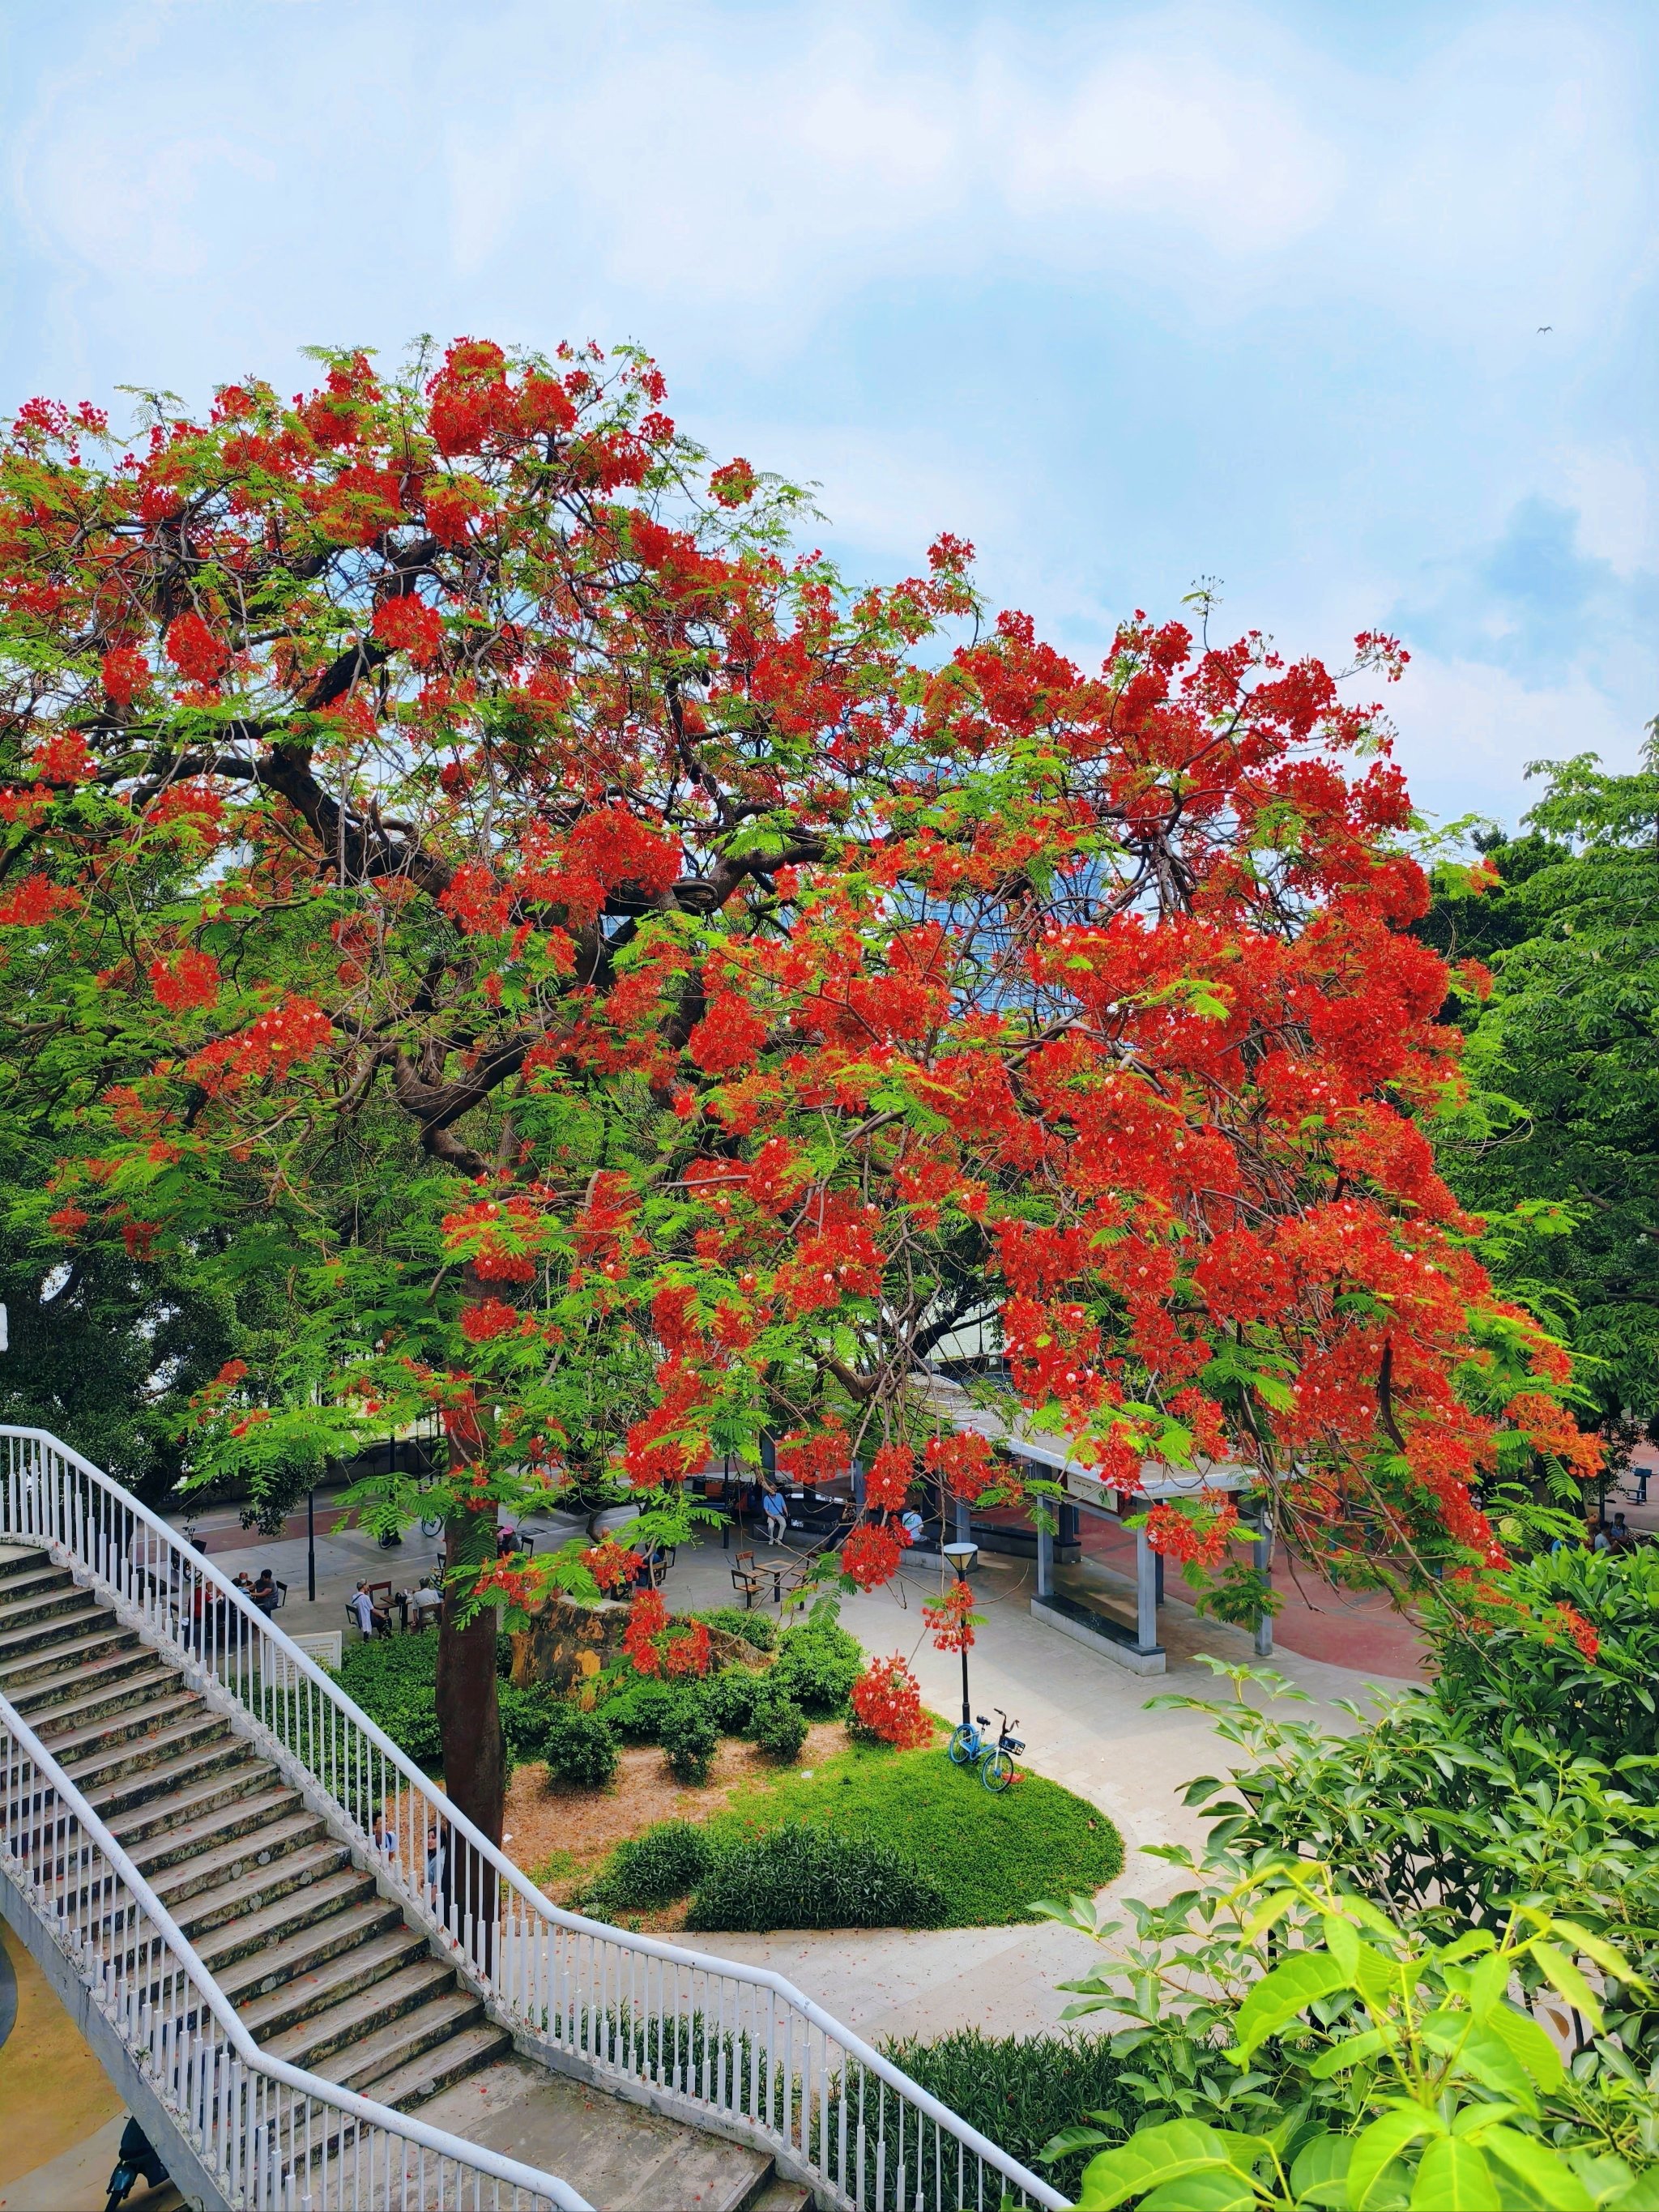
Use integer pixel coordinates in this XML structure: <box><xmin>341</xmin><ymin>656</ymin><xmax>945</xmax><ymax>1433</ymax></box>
<box><xmin>760</xmin><ymin>1477</ymin><xmax>788</xmax><ymax>1543</ymax></box>
<box><xmin>250</xmin><ymin>1568</ymin><xmax>280</xmax><ymax>1617</ymax></box>
<box><xmin>347</xmin><ymin>1579</ymin><xmax>390</xmax><ymax>1639</ymax></box>
<box><xmin>407</xmin><ymin>1575</ymin><xmax>442</xmax><ymax>1630</ymax></box>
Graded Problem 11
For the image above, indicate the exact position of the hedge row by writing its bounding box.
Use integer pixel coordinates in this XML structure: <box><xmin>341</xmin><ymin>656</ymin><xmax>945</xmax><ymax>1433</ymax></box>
<box><xmin>582</xmin><ymin>1818</ymin><xmax>946</xmax><ymax>1931</ymax></box>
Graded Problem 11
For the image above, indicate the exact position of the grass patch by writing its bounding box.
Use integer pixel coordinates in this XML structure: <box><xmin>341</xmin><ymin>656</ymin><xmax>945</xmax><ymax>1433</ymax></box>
<box><xmin>700</xmin><ymin>1739</ymin><xmax>1123</xmax><ymax>1927</ymax></box>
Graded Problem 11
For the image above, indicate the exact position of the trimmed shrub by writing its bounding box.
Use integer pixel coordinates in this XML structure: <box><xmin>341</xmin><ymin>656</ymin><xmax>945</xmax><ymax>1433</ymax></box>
<box><xmin>703</xmin><ymin>1667</ymin><xmax>762</xmax><ymax>1734</ymax></box>
<box><xmin>749</xmin><ymin>1690</ymin><xmax>808</xmax><ymax>1763</ymax></box>
<box><xmin>694</xmin><ymin>1607</ymin><xmax>778</xmax><ymax>1652</ymax></box>
<box><xmin>599</xmin><ymin>1676</ymin><xmax>689</xmax><ymax>1744</ymax></box>
<box><xmin>685</xmin><ymin>1823</ymin><xmax>945</xmax><ymax>1932</ymax></box>
<box><xmin>661</xmin><ymin>1698</ymin><xmax>719</xmax><ymax>1785</ymax></box>
<box><xmin>497</xmin><ymin>1681</ymin><xmax>561</xmax><ymax>1765</ymax></box>
<box><xmin>591</xmin><ymin>1821</ymin><xmax>714</xmax><ymax>1910</ymax></box>
<box><xmin>541</xmin><ymin>1705</ymin><xmax>620</xmax><ymax>1791</ymax></box>
<box><xmin>770</xmin><ymin>1617</ymin><xmax>864</xmax><ymax>1718</ymax></box>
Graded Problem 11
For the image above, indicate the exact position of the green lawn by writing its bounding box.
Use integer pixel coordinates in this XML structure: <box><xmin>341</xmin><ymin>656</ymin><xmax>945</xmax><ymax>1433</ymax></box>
<box><xmin>702</xmin><ymin>1739</ymin><xmax>1124</xmax><ymax>1927</ymax></box>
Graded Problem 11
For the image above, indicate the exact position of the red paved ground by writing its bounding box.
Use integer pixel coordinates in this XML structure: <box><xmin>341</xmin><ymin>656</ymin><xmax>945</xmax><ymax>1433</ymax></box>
<box><xmin>1065</xmin><ymin>1511</ymin><xmax>1429</xmax><ymax>1678</ymax></box>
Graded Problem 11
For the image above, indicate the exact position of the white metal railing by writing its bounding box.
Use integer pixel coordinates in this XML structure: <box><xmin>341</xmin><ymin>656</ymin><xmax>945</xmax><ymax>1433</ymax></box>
<box><xmin>0</xmin><ymin>1691</ymin><xmax>589</xmax><ymax>2211</ymax></box>
<box><xmin>1</xmin><ymin>1426</ymin><xmax>1068</xmax><ymax>2212</ymax></box>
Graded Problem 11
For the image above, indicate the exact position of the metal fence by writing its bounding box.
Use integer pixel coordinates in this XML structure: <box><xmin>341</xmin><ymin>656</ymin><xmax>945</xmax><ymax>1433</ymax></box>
<box><xmin>1</xmin><ymin>1426</ymin><xmax>1068</xmax><ymax>2212</ymax></box>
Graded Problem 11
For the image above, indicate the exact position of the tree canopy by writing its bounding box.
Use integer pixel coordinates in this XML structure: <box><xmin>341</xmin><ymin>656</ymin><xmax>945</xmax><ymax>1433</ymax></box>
<box><xmin>1428</xmin><ymin>745</ymin><xmax>1659</xmax><ymax>1430</ymax></box>
<box><xmin>0</xmin><ymin>339</ymin><xmax>1596</xmax><ymax>1831</ymax></box>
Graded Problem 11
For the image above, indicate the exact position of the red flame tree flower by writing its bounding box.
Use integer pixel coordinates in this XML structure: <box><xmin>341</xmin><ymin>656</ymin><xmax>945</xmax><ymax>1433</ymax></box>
<box><xmin>0</xmin><ymin>344</ymin><xmax>1594</xmax><ymax>1856</ymax></box>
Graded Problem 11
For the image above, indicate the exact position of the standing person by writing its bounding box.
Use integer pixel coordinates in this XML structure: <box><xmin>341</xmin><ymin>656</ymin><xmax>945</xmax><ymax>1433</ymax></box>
<box><xmin>370</xmin><ymin>1807</ymin><xmax>398</xmax><ymax>1857</ymax></box>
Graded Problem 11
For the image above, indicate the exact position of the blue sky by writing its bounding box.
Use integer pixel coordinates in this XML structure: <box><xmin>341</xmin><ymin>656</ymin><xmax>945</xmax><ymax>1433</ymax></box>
<box><xmin>2</xmin><ymin>0</ymin><xmax>1654</xmax><ymax>829</ymax></box>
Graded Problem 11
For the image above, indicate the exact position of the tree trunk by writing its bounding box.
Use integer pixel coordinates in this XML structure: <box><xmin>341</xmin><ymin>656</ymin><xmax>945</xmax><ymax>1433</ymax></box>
<box><xmin>434</xmin><ymin>1499</ymin><xmax>503</xmax><ymax>1963</ymax></box>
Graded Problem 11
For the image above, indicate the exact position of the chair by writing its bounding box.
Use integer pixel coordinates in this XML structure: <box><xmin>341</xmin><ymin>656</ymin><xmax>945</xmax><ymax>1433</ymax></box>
<box><xmin>640</xmin><ymin>1543</ymin><xmax>678</xmax><ymax>1589</ymax></box>
<box><xmin>730</xmin><ymin>1552</ymin><xmax>764</xmax><ymax>1609</ymax></box>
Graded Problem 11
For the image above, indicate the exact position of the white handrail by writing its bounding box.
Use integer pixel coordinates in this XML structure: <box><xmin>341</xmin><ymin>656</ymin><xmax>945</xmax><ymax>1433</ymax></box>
<box><xmin>1</xmin><ymin>1426</ymin><xmax>1068</xmax><ymax>2211</ymax></box>
<box><xmin>0</xmin><ymin>1688</ymin><xmax>590</xmax><ymax>2210</ymax></box>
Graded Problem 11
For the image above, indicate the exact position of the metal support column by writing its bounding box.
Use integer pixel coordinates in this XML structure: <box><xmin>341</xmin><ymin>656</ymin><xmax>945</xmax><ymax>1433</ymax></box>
<box><xmin>1035</xmin><ymin>1522</ymin><xmax>1055</xmax><ymax>1599</ymax></box>
<box><xmin>1253</xmin><ymin>1505</ymin><xmax>1273</xmax><ymax>1658</ymax></box>
<box><xmin>1135</xmin><ymin>1522</ymin><xmax>1158</xmax><ymax>1651</ymax></box>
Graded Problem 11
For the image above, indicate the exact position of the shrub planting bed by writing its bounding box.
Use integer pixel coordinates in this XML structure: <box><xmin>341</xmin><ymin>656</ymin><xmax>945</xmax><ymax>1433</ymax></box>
<box><xmin>574</xmin><ymin>1737</ymin><xmax>1122</xmax><ymax>1930</ymax></box>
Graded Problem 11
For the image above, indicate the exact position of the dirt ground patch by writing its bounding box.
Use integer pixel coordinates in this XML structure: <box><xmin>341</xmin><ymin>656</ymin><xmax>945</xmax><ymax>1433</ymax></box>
<box><xmin>501</xmin><ymin>1721</ymin><xmax>847</xmax><ymax>1925</ymax></box>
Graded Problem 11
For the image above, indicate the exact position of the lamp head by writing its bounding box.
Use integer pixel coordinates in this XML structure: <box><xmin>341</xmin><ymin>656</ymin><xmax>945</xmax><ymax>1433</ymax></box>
<box><xmin>943</xmin><ymin>1540</ymin><xmax>979</xmax><ymax>1579</ymax></box>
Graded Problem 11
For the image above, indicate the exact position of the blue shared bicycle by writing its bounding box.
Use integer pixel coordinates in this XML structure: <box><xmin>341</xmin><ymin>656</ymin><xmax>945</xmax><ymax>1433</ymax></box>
<box><xmin>947</xmin><ymin>1707</ymin><xmax>1024</xmax><ymax>1792</ymax></box>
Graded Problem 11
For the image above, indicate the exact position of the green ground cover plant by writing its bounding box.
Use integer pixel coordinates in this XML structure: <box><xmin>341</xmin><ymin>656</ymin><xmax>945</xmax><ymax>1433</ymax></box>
<box><xmin>705</xmin><ymin>1740</ymin><xmax>1124</xmax><ymax>1927</ymax></box>
<box><xmin>584</xmin><ymin>1821</ymin><xmax>715</xmax><ymax>1912</ymax></box>
<box><xmin>684</xmin><ymin>1822</ymin><xmax>945</xmax><ymax>1932</ymax></box>
<box><xmin>335</xmin><ymin>1632</ymin><xmax>443</xmax><ymax>1767</ymax></box>
<box><xmin>693</xmin><ymin>1607</ymin><xmax>778</xmax><ymax>1652</ymax></box>
<box><xmin>880</xmin><ymin>2030</ymin><xmax>1131</xmax><ymax>2205</ymax></box>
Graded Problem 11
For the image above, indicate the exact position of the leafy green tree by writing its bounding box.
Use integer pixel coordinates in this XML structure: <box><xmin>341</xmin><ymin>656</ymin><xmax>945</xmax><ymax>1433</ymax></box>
<box><xmin>1430</xmin><ymin>743</ymin><xmax>1659</xmax><ymax>1428</ymax></box>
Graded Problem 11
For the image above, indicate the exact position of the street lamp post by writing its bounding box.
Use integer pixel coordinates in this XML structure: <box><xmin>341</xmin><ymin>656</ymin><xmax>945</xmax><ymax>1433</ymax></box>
<box><xmin>306</xmin><ymin>1484</ymin><xmax>317</xmax><ymax>1605</ymax></box>
<box><xmin>942</xmin><ymin>1538</ymin><xmax>979</xmax><ymax>1729</ymax></box>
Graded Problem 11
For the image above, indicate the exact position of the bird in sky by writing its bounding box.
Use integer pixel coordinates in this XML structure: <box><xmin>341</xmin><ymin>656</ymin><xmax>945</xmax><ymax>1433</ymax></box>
<box><xmin>1537</xmin><ymin>324</ymin><xmax>1554</xmax><ymax>333</ymax></box>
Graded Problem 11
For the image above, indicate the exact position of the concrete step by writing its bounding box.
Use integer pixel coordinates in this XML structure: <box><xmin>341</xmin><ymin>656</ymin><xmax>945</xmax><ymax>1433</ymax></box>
<box><xmin>355</xmin><ymin>2019</ymin><xmax>515</xmax><ymax>2113</ymax></box>
<box><xmin>16</xmin><ymin>1655</ymin><xmax>177</xmax><ymax>1734</ymax></box>
<box><xmin>190</xmin><ymin>1862</ymin><xmax>380</xmax><ymax>1970</ymax></box>
<box><xmin>119</xmin><ymin>1777</ymin><xmax>305</xmax><ymax>1870</ymax></box>
<box><xmin>157</xmin><ymin>1822</ymin><xmax>348</xmax><ymax>1925</ymax></box>
<box><xmin>266</xmin><ymin>1962</ymin><xmax>474</xmax><ymax>2076</ymax></box>
<box><xmin>67</xmin><ymin>1717</ymin><xmax>242</xmax><ymax>1811</ymax></box>
<box><xmin>236</xmin><ymin>1925</ymin><xmax>438</xmax><ymax>2044</ymax></box>
<box><xmin>302</xmin><ymin>1984</ymin><xmax>493</xmax><ymax>2098</ymax></box>
<box><xmin>0</xmin><ymin>1560</ymin><xmax>77</xmax><ymax>1607</ymax></box>
<box><xmin>100</xmin><ymin>1750</ymin><xmax>270</xmax><ymax>1846</ymax></box>
<box><xmin>0</xmin><ymin>1579</ymin><xmax>95</xmax><ymax>1638</ymax></box>
<box><xmin>420</xmin><ymin>2056</ymin><xmax>777</xmax><ymax>2212</ymax></box>
<box><xmin>36</xmin><ymin>1686</ymin><xmax>204</xmax><ymax>1761</ymax></box>
<box><xmin>207</xmin><ymin>1880</ymin><xmax>402</xmax><ymax>1995</ymax></box>
<box><xmin>748</xmin><ymin>2181</ymin><xmax>812</xmax><ymax>2212</ymax></box>
<box><xmin>0</xmin><ymin>1618</ymin><xmax>139</xmax><ymax>1690</ymax></box>
<box><xmin>0</xmin><ymin>1596</ymin><xmax>113</xmax><ymax>1666</ymax></box>
<box><xmin>5</xmin><ymin>1636</ymin><xmax>164</xmax><ymax>1716</ymax></box>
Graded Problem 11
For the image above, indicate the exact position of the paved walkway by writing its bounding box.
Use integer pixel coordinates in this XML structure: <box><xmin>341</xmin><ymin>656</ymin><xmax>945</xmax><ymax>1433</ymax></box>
<box><xmin>655</xmin><ymin>1530</ymin><xmax>1410</xmax><ymax>2039</ymax></box>
<box><xmin>164</xmin><ymin>1494</ymin><xmax>1416</xmax><ymax>2043</ymax></box>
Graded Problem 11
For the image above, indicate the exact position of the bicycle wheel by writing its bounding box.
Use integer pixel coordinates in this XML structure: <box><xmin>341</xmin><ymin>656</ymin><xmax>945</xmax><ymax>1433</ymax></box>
<box><xmin>947</xmin><ymin>1724</ymin><xmax>978</xmax><ymax>1767</ymax></box>
<box><xmin>981</xmin><ymin>1748</ymin><xmax>1013</xmax><ymax>1793</ymax></box>
<box><xmin>419</xmin><ymin>1515</ymin><xmax>442</xmax><ymax>1539</ymax></box>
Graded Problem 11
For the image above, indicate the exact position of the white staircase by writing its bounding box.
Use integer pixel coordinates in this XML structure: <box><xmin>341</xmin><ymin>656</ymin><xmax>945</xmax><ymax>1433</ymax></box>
<box><xmin>0</xmin><ymin>1427</ymin><xmax>1066</xmax><ymax>2212</ymax></box>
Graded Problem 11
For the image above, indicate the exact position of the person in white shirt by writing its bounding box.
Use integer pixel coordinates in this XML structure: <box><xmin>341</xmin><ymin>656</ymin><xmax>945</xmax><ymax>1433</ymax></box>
<box><xmin>408</xmin><ymin>1577</ymin><xmax>442</xmax><ymax>1630</ymax></box>
<box><xmin>348</xmin><ymin>1581</ymin><xmax>388</xmax><ymax>1637</ymax></box>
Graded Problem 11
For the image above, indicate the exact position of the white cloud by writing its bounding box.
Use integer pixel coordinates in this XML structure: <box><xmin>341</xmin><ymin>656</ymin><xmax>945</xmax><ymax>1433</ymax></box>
<box><xmin>1555</xmin><ymin>441</ymin><xmax>1657</xmax><ymax>573</ymax></box>
<box><xmin>1388</xmin><ymin>655</ymin><xmax>1647</xmax><ymax>825</ymax></box>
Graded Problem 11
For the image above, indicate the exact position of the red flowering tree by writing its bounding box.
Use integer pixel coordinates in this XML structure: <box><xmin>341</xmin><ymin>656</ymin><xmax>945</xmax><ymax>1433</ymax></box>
<box><xmin>0</xmin><ymin>339</ymin><xmax>1592</xmax><ymax>1860</ymax></box>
